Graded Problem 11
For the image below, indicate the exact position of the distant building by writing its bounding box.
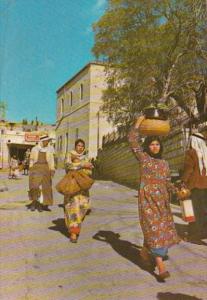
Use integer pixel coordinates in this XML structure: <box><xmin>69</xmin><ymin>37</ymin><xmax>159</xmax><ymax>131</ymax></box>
<box><xmin>56</xmin><ymin>61</ymin><xmax>115</xmax><ymax>167</ymax></box>
<box><xmin>0</xmin><ymin>120</ymin><xmax>55</xmax><ymax>168</ymax></box>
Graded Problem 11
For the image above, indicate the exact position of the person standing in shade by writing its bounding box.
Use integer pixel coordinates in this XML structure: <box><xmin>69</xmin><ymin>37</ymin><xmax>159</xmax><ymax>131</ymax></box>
<box><xmin>9</xmin><ymin>155</ymin><xmax>20</xmax><ymax>179</ymax></box>
<box><xmin>128</xmin><ymin>115</ymin><xmax>180</xmax><ymax>280</ymax></box>
<box><xmin>28</xmin><ymin>135</ymin><xmax>55</xmax><ymax>212</ymax></box>
<box><xmin>181</xmin><ymin>132</ymin><xmax>207</xmax><ymax>241</ymax></box>
<box><xmin>23</xmin><ymin>148</ymin><xmax>31</xmax><ymax>175</ymax></box>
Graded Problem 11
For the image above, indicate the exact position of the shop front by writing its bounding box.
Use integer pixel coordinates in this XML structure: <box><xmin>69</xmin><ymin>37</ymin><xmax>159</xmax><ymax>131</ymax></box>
<box><xmin>7</xmin><ymin>143</ymin><xmax>33</xmax><ymax>162</ymax></box>
<box><xmin>7</xmin><ymin>133</ymin><xmax>40</xmax><ymax>162</ymax></box>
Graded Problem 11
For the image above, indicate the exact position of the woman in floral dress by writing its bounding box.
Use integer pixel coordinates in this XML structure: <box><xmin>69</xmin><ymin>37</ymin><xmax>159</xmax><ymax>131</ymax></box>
<box><xmin>128</xmin><ymin>115</ymin><xmax>180</xmax><ymax>280</ymax></box>
<box><xmin>64</xmin><ymin>139</ymin><xmax>93</xmax><ymax>243</ymax></box>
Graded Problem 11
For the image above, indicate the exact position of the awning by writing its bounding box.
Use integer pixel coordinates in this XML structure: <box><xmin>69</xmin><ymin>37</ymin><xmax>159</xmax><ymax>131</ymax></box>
<box><xmin>7</xmin><ymin>143</ymin><xmax>34</xmax><ymax>148</ymax></box>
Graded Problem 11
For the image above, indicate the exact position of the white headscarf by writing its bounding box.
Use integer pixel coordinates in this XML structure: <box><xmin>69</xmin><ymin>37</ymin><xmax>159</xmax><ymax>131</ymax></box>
<box><xmin>189</xmin><ymin>133</ymin><xmax>207</xmax><ymax>174</ymax></box>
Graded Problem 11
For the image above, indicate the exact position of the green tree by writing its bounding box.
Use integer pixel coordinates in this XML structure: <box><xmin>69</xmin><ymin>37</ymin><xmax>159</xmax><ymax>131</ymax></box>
<box><xmin>0</xmin><ymin>101</ymin><xmax>7</xmax><ymax>120</ymax></box>
<box><xmin>22</xmin><ymin>119</ymin><xmax>28</xmax><ymax>125</ymax></box>
<box><xmin>93</xmin><ymin>0</ymin><xmax>207</xmax><ymax>126</ymax></box>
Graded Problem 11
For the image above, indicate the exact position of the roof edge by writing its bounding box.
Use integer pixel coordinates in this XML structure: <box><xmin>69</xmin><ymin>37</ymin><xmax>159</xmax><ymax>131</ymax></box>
<box><xmin>56</xmin><ymin>61</ymin><xmax>106</xmax><ymax>94</ymax></box>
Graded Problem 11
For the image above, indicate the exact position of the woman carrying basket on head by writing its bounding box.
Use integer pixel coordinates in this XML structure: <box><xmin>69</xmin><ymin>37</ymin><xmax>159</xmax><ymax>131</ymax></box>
<box><xmin>128</xmin><ymin>115</ymin><xmax>180</xmax><ymax>280</ymax></box>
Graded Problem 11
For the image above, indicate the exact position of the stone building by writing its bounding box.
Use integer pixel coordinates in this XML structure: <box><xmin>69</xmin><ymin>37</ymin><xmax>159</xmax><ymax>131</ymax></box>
<box><xmin>56</xmin><ymin>61</ymin><xmax>114</xmax><ymax>167</ymax></box>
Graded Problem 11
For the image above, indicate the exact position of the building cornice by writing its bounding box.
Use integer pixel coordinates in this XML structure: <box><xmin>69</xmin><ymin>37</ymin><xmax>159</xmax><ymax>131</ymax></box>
<box><xmin>56</xmin><ymin>61</ymin><xmax>106</xmax><ymax>94</ymax></box>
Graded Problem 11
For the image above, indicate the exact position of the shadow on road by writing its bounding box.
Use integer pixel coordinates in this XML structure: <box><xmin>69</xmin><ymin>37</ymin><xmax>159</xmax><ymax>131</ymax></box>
<box><xmin>157</xmin><ymin>292</ymin><xmax>203</xmax><ymax>300</ymax></box>
<box><xmin>48</xmin><ymin>218</ymin><xmax>68</xmax><ymax>238</ymax></box>
<box><xmin>174</xmin><ymin>222</ymin><xmax>189</xmax><ymax>239</ymax></box>
<box><xmin>174</xmin><ymin>223</ymin><xmax>207</xmax><ymax>246</ymax></box>
<box><xmin>93</xmin><ymin>230</ymin><xmax>161</xmax><ymax>280</ymax></box>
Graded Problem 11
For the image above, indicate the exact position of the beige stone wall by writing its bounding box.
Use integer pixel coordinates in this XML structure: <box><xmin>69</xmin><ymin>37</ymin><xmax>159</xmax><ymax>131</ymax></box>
<box><xmin>89</xmin><ymin>64</ymin><xmax>107</xmax><ymax>103</ymax></box>
<box><xmin>162</xmin><ymin>129</ymin><xmax>186</xmax><ymax>176</ymax></box>
<box><xmin>57</xmin><ymin>67</ymin><xmax>90</xmax><ymax>122</ymax></box>
<box><xmin>97</xmin><ymin>139</ymin><xmax>140</xmax><ymax>188</ymax></box>
<box><xmin>56</xmin><ymin>105</ymin><xmax>90</xmax><ymax>167</ymax></box>
<box><xmin>89</xmin><ymin>64</ymin><xmax>114</xmax><ymax>158</ymax></box>
<box><xmin>96</xmin><ymin>129</ymin><xmax>187</xmax><ymax>188</ymax></box>
<box><xmin>56</xmin><ymin>63</ymin><xmax>115</xmax><ymax>165</ymax></box>
<box><xmin>56</xmin><ymin>67</ymin><xmax>91</xmax><ymax>167</ymax></box>
<box><xmin>0</xmin><ymin>137</ymin><xmax>10</xmax><ymax>168</ymax></box>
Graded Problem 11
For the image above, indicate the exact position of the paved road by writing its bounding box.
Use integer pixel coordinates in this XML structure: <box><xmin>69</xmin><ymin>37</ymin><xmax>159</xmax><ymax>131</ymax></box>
<box><xmin>0</xmin><ymin>170</ymin><xmax>207</xmax><ymax>300</ymax></box>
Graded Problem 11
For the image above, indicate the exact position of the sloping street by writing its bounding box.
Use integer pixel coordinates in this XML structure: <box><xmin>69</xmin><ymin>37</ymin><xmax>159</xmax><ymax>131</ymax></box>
<box><xmin>0</xmin><ymin>170</ymin><xmax>206</xmax><ymax>300</ymax></box>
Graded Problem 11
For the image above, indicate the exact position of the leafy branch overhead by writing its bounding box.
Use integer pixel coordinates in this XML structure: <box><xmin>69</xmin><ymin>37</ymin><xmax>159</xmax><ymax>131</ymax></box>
<box><xmin>93</xmin><ymin>0</ymin><xmax>207</xmax><ymax>126</ymax></box>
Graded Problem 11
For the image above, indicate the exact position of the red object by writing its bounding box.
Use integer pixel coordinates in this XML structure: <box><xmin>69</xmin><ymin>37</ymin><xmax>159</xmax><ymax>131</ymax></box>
<box><xmin>70</xmin><ymin>226</ymin><xmax>80</xmax><ymax>234</ymax></box>
<box><xmin>184</xmin><ymin>216</ymin><xmax>196</xmax><ymax>222</ymax></box>
<box><xmin>25</xmin><ymin>133</ymin><xmax>40</xmax><ymax>142</ymax></box>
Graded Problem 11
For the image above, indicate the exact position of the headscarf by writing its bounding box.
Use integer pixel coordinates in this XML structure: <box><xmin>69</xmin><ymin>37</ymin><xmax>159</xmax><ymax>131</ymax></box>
<box><xmin>143</xmin><ymin>136</ymin><xmax>163</xmax><ymax>159</ymax></box>
<box><xmin>189</xmin><ymin>133</ymin><xmax>207</xmax><ymax>174</ymax></box>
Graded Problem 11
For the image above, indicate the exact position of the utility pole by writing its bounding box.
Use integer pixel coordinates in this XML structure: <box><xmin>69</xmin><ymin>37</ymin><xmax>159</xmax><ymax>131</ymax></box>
<box><xmin>97</xmin><ymin>110</ymin><xmax>100</xmax><ymax>150</ymax></box>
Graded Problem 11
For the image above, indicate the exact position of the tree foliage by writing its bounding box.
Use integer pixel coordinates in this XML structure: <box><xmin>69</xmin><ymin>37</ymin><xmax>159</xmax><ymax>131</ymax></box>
<box><xmin>0</xmin><ymin>101</ymin><xmax>7</xmax><ymax>120</ymax></box>
<box><xmin>93</xmin><ymin>0</ymin><xmax>207</xmax><ymax>126</ymax></box>
<box><xmin>22</xmin><ymin>119</ymin><xmax>28</xmax><ymax>125</ymax></box>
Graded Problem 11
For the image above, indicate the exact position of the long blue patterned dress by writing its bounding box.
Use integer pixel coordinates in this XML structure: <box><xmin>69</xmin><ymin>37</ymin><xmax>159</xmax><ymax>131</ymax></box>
<box><xmin>128</xmin><ymin>126</ymin><xmax>180</xmax><ymax>253</ymax></box>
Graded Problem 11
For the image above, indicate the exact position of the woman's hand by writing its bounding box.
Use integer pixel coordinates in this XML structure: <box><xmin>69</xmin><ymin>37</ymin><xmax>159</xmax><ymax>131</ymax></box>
<box><xmin>134</xmin><ymin>115</ymin><xmax>145</xmax><ymax>129</ymax></box>
<box><xmin>181</xmin><ymin>181</ymin><xmax>187</xmax><ymax>189</ymax></box>
<box><xmin>83</xmin><ymin>162</ymin><xmax>93</xmax><ymax>169</ymax></box>
<box><xmin>50</xmin><ymin>170</ymin><xmax>55</xmax><ymax>177</ymax></box>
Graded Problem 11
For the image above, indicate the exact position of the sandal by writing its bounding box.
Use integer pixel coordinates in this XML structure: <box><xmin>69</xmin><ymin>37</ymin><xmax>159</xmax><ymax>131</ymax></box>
<box><xmin>70</xmin><ymin>233</ymin><xmax>78</xmax><ymax>243</ymax></box>
<box><xmin>158</xmin><ymin>271</ymin><xmax>170</xmax><ymax>280</ymax></box>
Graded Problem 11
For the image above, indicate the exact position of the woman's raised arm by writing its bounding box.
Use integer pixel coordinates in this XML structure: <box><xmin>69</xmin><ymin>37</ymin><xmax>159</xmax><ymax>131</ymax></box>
<box><xmin>128</xmin><ymin>116</ymin><xmax>146</xmax><ymax>161</ymax></box>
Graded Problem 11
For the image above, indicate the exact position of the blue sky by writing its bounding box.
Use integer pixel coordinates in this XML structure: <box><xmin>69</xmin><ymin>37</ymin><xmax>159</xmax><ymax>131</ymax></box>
<box><xmin>0</xmin><ymin>0</ymin><xmax>107</xmax><ymax>124</ymax></box>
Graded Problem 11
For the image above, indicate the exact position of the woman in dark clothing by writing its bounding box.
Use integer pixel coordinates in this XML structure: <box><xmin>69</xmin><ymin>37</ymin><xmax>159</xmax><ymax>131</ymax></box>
<box><xmin>128</xmin><ymin>115</ymin><xmax>180</xmax><ymax>280</ymax></box>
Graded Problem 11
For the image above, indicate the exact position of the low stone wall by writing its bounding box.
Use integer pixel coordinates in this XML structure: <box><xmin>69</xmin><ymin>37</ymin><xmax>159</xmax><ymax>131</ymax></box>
<box><xmin>97</xmin><ymin>137</ymin><xmax>139</xmax><ymax>188</ymax></box>
<box><xmin>162</xmin><ymin>129</ymin><xmax>186</xmax><ymax>176</ymax></box>
<box><xmin>96</xmin><ymin>128</ymin><xmax>187</xmax><ymax>189</ymax></box>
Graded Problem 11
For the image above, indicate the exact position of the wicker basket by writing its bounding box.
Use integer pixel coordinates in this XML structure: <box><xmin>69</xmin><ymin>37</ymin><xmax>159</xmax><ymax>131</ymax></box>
<box><xmin>139</xmin><ymin>118</ymin><xmax>170</xmax><ymax>136</ymax></box>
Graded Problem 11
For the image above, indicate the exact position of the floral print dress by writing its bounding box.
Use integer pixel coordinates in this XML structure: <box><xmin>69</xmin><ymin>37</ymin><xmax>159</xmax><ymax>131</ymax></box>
<box><xmin>128</xmin><ymin>126</ymin><xmax>180</xmax><ymax>250</ymax></box>
<box><xmin>64</xmin><ymin>150</ymin><xmax>91</xmax><ymax>235</ymax></box>
<box><xmin>64</xmin><ymin>193</ymin><xmax>90</xmax><ymax>235</ymax></box>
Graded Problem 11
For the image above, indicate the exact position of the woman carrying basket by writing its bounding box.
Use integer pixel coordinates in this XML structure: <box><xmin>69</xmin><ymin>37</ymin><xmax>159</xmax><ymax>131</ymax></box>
<box><xmin>58</xmin><ymin>139</ymin><xmax>93</xmax><ymax>243</ymax></box>
<box><xmin>128</xmin><ymin>115</ymin><xmax>180</xmax><ymax>280</ymax></box>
